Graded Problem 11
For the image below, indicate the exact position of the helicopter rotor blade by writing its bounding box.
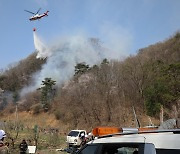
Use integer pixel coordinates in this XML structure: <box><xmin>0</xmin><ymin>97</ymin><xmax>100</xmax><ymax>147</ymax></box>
<box><xmin>24</xmin><ymin>10</ymin><xmax>35</xmax><ymax>15</ymax></box>
<box><xmin>36</xmin><ymin>8</ymin><xmax>41</xmax><ymax>14</ymax></box>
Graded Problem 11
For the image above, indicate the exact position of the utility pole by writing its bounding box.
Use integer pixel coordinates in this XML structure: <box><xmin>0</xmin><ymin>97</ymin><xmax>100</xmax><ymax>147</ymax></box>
<box><xmin>133</xmin><ymin>106</ymin><xmax>140</xmax><ymax>128</ymax></box>
<box><xmin>15</xmin><ymin>104</ymin><xmax>19</xmax><ymax>139</ymax></box>
<box><xmin>160</xmin><ymin>105</ymin><xmax>164</xmax><ymax>125</ymax></box>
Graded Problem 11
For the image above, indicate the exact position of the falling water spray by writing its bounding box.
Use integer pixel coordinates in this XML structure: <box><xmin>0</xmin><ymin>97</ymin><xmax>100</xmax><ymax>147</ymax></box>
<box><xmin>33</xmin><ymin>29</ymin><xmax>50</xmax><ymax>59</ymax></box>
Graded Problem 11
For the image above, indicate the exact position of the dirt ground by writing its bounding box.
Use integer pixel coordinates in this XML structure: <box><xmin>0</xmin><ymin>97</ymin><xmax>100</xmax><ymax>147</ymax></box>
<box><xmin>36</xmin><ymin>149</ymin><xmax>67</xmax><ymax>154</ymax></box>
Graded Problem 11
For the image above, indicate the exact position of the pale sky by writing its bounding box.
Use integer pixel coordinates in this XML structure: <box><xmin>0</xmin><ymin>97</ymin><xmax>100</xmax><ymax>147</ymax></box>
<box><xmin>0</xmin><ymin>0</ymin><xmax>180</xmax><ymax>69</ymax></box>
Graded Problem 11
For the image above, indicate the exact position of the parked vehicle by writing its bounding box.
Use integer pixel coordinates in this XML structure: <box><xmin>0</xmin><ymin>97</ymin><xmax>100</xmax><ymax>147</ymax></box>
<box><xmin>66</xmin><ymin>130</ymin><xmax>87</xmax><ymax>147</ymax></box>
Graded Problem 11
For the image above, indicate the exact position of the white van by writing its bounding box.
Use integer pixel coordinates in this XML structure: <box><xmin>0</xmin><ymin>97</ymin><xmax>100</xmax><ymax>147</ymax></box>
<box><xmin>66</xmin><ymin>130</ymin><xmax>87</xmax><ymax>147</ymax></box>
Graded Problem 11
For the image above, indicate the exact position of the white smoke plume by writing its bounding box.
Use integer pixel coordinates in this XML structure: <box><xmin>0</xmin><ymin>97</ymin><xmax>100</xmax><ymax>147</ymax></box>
<box><xmin>21</xmin><ymin>30</ymin><xmax>131</xmax><ymax>95</ymax></box>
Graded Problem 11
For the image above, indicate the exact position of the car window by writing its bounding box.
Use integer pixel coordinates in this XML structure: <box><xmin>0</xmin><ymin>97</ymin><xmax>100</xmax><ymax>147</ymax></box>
<box><xmin>68</xmin><ymin>131</ymin><xmax>79</xmax><ymax>137</ymax></box>
<box><xmin>101</xmin><ymin>143</ymin><xmax>142</xmax><ymax>154</ymax></box>
<box><xmin>117</xmin><ymin>147</ymin><xmax>137</xmax><ymax>154</ymax></box>
<box><xmin>79</xmin><ymin>132</ymin><xmax>84</xmax><ymax>136</ymax></box>
<box><xmin>79</xmin><ymin>145</ymin><xmax>98</xmax><ymax>154</ymax></box>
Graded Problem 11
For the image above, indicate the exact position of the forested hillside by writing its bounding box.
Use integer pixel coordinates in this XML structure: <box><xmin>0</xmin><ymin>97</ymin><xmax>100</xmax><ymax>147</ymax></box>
<box><xmin>0</xmin><ymin>33</ymin><xmax>179</xmax><ymax>130</ymax></box>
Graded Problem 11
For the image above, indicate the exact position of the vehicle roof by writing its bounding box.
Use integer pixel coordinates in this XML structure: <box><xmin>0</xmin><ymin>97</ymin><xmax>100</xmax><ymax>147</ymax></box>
<box><xmin>88</xmin><ymin>129</ymin><xmax>180</xmax><ymax>149</ymax></box>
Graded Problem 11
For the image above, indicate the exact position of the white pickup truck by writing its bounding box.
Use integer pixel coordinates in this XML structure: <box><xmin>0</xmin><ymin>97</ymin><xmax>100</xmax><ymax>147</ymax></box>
<box><xmin>66</xmin><ymin>130</ymin><xmax>87</xmax><ymax>147</ymax></box>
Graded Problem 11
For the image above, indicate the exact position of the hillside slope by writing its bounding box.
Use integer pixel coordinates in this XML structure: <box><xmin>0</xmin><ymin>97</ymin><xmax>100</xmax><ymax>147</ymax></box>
<box><xmin>0</xmin><ymin>33</ymin><xmax>180</xmax><ymax>130</ymax></box>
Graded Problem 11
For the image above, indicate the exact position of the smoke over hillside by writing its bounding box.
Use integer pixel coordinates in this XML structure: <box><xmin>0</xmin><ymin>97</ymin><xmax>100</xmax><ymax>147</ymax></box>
<box><xmin>21</xmin><ymin>31</ymin><xmax>131</xmax><ymax>95</ymax></box>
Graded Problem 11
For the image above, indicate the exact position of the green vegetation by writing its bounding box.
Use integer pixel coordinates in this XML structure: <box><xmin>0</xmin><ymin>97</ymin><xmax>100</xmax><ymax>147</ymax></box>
<box><xmin>75</xmin><ymin>62</ymin><xmax>90</xmax><ymax>75</ymax></box>
<box><xmin>144</xmin><ymin>62</ymin><xmax>180</xmax><ymax>116</ymax></box>
<box><xmin>2</xmin><ymin>125</ymin><xmax>66</xmax><ymax>154</ymax></box>
<box><xmin>37</xmin><ymin>78</ymin><xmax>56</xmax><ymax>111</ymax></box>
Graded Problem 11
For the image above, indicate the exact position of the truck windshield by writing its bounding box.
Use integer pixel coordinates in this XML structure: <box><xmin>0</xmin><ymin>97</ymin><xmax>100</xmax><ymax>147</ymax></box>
<box><xmin>68</xmin><ymin>131</ymin><xmax>79</xmax><ymax>137</ymax></box>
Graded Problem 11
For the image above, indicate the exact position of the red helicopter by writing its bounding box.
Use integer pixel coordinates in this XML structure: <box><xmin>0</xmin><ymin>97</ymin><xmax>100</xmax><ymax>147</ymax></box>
<box><xmin>24</xmin><ymin>8</ymin><xmax>49</xmax><ymax>21</ymax></box>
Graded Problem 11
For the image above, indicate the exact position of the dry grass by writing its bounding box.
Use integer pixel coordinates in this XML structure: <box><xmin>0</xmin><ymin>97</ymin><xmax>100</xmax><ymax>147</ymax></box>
<box><xmin>1</xmin><ymin>111</ymin><xmax>60</xmax><ymax>129</ymax></box>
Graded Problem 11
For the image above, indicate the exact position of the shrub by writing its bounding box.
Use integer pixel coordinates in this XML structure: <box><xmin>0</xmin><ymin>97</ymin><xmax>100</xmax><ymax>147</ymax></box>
<box><xmin>31</xmin><ymin>104</ymin><xmax>43</xmax><ymax>114</ymax></box>
<box><xmin>54</xmin><ymin>110</ymin><xmax>63</xmax><ymax>120</ymax></box>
